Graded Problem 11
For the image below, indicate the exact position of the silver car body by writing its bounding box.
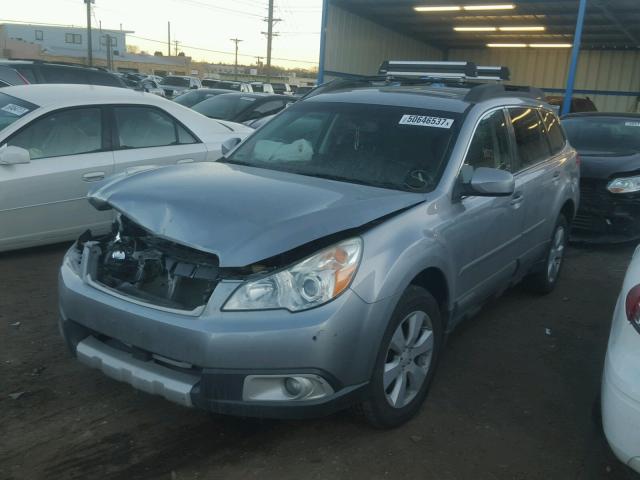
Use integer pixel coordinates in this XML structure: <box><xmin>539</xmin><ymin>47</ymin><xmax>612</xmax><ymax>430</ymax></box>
<box><xmin>0</xmin><ymin>84</ymin><xmax>252</xmax><ymax>252</ymax></box>
<box><xmin>59</xmin><ymin>86</ymin><xmax>579</xmax><ymax>417</ymax></box>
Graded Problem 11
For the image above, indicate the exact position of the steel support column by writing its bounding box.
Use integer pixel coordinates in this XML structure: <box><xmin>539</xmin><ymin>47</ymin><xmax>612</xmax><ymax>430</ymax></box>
<box><xmin>317</xmin><ymin>0</ymin><xmax>329</xmax><ymax>85</ymax></box>
<box><xmin>562</xmin><ymin>0</ymin><xmax>588</xmax><ymax>116</ymax></box>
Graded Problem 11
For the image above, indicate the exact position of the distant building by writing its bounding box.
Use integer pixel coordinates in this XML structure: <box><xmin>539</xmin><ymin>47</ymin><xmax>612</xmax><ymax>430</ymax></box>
<box><xmin>0</xmin><ymin>23</ymin><xmax>191</xmax><ymax>76</ymax></box>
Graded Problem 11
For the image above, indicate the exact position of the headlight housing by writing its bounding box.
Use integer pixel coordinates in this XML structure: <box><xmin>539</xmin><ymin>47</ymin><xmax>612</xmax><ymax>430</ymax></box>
<box><xmin>224</xmin><ymin>238</ymin><xmax>362</xmax><ymax>312</ymax></box>
<box><xmin>607</xmin><ymin>175</ymin><xmax>640</xmax><ymax>194</ymax></box>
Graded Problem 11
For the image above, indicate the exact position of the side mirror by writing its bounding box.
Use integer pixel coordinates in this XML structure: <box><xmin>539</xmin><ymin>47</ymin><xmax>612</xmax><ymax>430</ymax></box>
<box><xmin>0</xmin><ymin>146</ymin><xmax>31</xmax><ymax>165</ymax></box>
<box><xmin>221</xmin><ymin>137</ymin><xmax>242</xmax><ymax>156</ymax></box>
<box><xmin>459</xmin><ymin>167</ymin><xmax>514</xmax><ymax>197</ymax></box>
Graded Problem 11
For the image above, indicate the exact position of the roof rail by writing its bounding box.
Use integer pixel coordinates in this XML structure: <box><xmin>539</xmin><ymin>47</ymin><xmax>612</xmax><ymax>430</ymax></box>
<box><xmin>464</xmin><ymin>83</ymin><xmax>545</xmax><ymax>102</ymax></box>
<box><xmin>6</xmin><ymin>58</ymin><xmax>108</xmax><ymax>71</ymax></box>
<box><xmin>379</xmin><ymin>60</ymin><xmax>477</xmax><ymax>79</ymax></box>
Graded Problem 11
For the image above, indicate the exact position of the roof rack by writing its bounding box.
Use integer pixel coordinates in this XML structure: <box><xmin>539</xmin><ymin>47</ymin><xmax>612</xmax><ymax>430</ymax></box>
<box><xmin>476</xmin><ymin>65</ymin><xmax>510</xmax><ymax>81</ymax></box>
<box><xmin>379</xmin><ymin>60</ymin><xmax>477</xmax><ymax>79</ymax></box>
<box><xmin>307</xmin><ymin>61</ymin><xmax>543</xmax><ymax>103</ymax></box>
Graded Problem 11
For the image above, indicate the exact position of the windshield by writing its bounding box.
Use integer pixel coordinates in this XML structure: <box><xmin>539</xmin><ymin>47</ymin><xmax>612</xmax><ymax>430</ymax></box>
<box><xmin>563</xmin><ymin>116</ymin><xmax>640</xmax><ymax>154</ymax></box>
<box><xmin>161</xmin><ymin>76</ymin><xmax>189</xmax><ymax>87</ymax></box>
<box><xmin>192</xmin><ymin>95</ymin><xmax>256</xmax><ymax>120</ymax></box>
<box><xmin>0</xmin><ymin>92</ymin><xmax>38</xmax><ymax>132</ymax></box>
<box><xmin>223</xmin><ymin>102</ymin><xmax>460</xmax><ymax>192</ymax></box>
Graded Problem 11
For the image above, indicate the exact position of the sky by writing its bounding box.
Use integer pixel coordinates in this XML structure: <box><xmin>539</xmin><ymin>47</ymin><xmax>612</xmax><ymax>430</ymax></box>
<box><xmin>1</xmin><ymin>0</ymin><xmax>322</xmax><ymax>69</ymax></box>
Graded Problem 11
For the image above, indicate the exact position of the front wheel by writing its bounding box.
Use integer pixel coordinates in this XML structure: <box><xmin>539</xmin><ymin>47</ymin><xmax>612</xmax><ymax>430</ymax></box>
<box><xmin>359</xmin><ymin>286</ymin><xmax>443</xmax><ymax>428</ymax></box>
<box><xmin>526</xmin><ymin>214</ymin><xmax>569</xmax><ymax>294</ymax></box>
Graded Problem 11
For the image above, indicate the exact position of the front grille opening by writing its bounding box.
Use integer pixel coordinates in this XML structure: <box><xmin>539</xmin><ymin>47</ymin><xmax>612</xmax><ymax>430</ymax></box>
<box><xmin>94</xmin><ymin>216</ymin><xmax>220</xmax><ymax>311</ymax></box>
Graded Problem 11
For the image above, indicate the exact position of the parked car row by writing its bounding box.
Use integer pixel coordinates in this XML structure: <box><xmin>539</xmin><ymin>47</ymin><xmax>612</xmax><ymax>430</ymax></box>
<box><xmin>2</xmin><ymin>59</ymin><xmax>639</xmax><ymax>473</ymax></box>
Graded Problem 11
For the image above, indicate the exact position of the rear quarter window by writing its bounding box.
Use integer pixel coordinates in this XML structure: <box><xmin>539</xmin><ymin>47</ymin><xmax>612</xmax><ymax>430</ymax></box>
<box><xmin>541</xmin><ymin>110</ymin><xmax>566</xmax><ymax>154</ymax></box>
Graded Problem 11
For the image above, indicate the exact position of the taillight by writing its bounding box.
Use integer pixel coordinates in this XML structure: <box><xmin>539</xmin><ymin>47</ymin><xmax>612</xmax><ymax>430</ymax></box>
<box><xmin>625</xmin><ymin>284</ymin><xmax>640</xmax><ymax>333</ymax></box>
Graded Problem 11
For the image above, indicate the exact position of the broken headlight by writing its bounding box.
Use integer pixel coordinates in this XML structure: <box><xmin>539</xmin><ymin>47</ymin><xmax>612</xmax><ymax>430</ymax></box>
<box><xmin>224</xmin><ymin>238</ymin><xmax>362</xmax><ymax>312</ymax></box>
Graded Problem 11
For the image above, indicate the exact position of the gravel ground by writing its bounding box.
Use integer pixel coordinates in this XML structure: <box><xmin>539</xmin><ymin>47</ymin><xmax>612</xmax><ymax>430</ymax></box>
<box><xmin>1</xmin><ymin>241</ymin><xmax>639</xmax><ymax>480</ymax></box>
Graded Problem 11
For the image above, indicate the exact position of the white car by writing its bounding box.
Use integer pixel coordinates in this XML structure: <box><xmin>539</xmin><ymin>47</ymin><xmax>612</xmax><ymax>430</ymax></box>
<box><xmin>0</xmin><ymin>84</ymin><xmax>251</xmax><ymax>252</ymax></box>
<box><xmin>602</xmin><ymin>244</ymin><xmax>640</xmax><ymax>474</ymax></box>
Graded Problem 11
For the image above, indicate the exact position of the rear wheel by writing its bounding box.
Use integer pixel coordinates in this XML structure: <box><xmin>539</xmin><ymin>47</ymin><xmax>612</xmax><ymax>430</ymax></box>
<box><xmin>360</xmin><ymin>286</ymin><xmax>443</xmax><ymax>428</ymax></box>
<box><xmin>526</xmin><ymin>214</ymin><xmax>568</xmax><ymax>294</ymax></box>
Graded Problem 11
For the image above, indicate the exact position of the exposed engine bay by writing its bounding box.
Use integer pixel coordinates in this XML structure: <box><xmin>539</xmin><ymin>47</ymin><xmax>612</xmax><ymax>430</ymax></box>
<box><xmin>85</xmin><ymin>216</ymin><xmax>222</xmax><ymax>312</ymax></box>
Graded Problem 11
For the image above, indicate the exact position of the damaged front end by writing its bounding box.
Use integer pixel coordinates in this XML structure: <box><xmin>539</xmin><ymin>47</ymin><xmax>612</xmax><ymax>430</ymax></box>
<box><xmin>74</xmin><ymin>216</ymin><xmax>223</xmax><ymax>314</ymax></box>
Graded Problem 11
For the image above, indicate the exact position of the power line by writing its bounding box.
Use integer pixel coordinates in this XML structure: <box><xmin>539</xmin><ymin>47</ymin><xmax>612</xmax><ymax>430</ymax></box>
<box><xmin>128</xmin><ymin>33</ymin><xmax>317</xmax><ymax>64</ymax></box>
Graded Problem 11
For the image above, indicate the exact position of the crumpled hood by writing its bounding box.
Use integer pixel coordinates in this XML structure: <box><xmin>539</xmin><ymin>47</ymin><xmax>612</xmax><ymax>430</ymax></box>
<box><xmin>89</xmin><ymin>162</ymin><xmax>423</xmax><ymax>266</ymax></box>
<box><xmin>580</xmin><ymin>151</ymin><xmax>640</xmax><ymax>179</ymax></box>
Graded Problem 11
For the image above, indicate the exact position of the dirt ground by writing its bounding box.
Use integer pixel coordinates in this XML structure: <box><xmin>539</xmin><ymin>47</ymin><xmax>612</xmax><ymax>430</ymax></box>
<box><xmin>1</xmin><ymin>241</ymin><xmax>639</xmax><ymax>480</ymax></box>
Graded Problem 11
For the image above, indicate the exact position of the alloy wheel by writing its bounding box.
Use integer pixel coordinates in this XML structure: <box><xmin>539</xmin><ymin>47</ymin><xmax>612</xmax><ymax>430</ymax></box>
<box><xmin>547</xmin><ymin>225</ymin><xmax>566</xmax><ymax>283</ymax></box>
<box><xmin>383</xmin><ymin>310</ymin><xmax>434</xmax><ymax>409</ymax></box>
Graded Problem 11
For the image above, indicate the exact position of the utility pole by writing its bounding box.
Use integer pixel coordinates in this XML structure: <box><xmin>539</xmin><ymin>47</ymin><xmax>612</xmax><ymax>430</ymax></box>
<box><xmin>262</xmin><ymin>0</ymin><xmax>281</xmax><ymax>83</ymax></box>
<box><xmin>174</xmin><ymin>40</ymin><xmax>179</xmax><ymax>56</ymax></box>
<box><xmin>106</xmin><ymin>33</ymin><xmax>112</xmax><ymax>71</ymax></box>
<box><xmin>84</xmin><ymin>0</ymin><xmax>95</xmax><ymax>66</ymax></box>
<box><xmin>167</xmin><ymin>21</ymin><xmax>171</xmax><ymax>56</ymax></box>
<box><xmin>230</xmin><ymin>38</ymin><xmax>243</xmax><ymax>81</ymax></box>
<box><xmin>255</xmin><ymin>56</ymin><xmax>263</xmax><ymax>74</ymax></box>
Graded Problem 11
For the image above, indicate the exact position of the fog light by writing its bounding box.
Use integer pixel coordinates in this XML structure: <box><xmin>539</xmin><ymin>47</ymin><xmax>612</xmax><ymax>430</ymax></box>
<box><xmin>243</xmin><ymin>374</ymin><xmax>334</xmax><ymax>402</ymax></box>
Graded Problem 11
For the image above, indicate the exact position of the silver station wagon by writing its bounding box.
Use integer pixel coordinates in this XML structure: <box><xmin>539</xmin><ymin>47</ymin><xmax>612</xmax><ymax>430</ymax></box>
<box><xmin>59</xmin><ymin>62</ymin><xmax>579</xmax><ymax>427</ymax></box>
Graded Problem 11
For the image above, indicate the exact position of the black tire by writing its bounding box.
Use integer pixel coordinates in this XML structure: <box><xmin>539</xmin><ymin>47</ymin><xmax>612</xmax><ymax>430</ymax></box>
<box><xmin>359</xmin><ymin>285</ymin><xmax>443</xmax><ymax>429</ymax></box>
<box><xmin>526</xmin><ymin>214</ymin><xmax>569</xmax><ymax>294</ymax></box>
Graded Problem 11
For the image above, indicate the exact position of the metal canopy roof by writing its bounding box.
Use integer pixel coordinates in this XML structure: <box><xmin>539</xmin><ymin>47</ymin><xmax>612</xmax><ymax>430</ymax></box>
<box><xmin>331</xmin><ymin>0</ymin><xmax>640</xmax><ymax>50</ymax></box>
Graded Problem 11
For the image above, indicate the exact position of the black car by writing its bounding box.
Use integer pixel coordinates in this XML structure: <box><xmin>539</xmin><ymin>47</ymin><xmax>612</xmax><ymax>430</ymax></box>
<box><xmin>0</xmin><ymin>60</ymin><xmax>125</xmax><ymax>87</ymax></box>
<box><xmin>191</xmin><ymin>93</ymin><xmax>293</xmax><ymax>124</ymax></box>
<box><xmin>173</xmin><ymin>88</ymin><xmax>232</xmax><ymax>107</ymax></box>
<box><xmin>562</xmin><ymin>113</ymin><xmax>640</xmax><ymax>242</ymax></box>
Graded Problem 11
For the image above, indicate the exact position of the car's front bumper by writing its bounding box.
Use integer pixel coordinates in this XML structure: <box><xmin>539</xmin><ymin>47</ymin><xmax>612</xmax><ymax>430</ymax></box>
<box><xmin>58</xmin><ymin>246</ymin><xmax>397</xmax><ymax>418</ymax></box>
<box><xmin>572</xmin><ymin>179</ymin><xmax>640</xmax><ymax>243</ymax></box>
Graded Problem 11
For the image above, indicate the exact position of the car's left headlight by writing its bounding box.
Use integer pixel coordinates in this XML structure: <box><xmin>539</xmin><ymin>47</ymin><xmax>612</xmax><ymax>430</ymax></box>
<box><xmin>607</xmin><ymin>175</ymin><xmax>640</xmax><ymax>194</ymax></box>
<box><xmin>223</xmin><ymin>238</ymin><xmax>362</xmax><ymax>312</ymax></box>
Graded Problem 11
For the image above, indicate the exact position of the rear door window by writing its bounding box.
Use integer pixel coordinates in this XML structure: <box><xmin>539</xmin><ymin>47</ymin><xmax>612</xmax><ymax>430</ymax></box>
<box><xmin>508</xmin><ymin>107</ymin><xmax>551</xmax><ymax>170</ymax></box>
<box><xmin>114</xmin><ymin>106</ymin><xmax>197</xmax><ymax>149</ymax></box>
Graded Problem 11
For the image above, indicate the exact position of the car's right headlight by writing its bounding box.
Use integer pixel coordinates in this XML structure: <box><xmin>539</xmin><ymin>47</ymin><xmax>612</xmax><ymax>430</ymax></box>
<box><xmin>607</xmin><ymin>175</ymin><xmax>640</xmax><ymax>194</ymax></box>
<box><xmin>223</xmin><ymin>238</ymin><xmax>362</xmax><ymax>312</ymax></box>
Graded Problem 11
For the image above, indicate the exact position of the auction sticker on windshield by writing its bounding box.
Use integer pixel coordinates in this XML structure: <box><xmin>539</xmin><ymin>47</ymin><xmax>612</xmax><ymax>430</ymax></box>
<box><xmin>399</xmin><ymin>115</ymin><xmax>453</xmax><ymax>129</ymax></box>
<box><xmin>1</xmin><ymin>104</ymin><xmax>29</xmax><ymax>116</ymax></box>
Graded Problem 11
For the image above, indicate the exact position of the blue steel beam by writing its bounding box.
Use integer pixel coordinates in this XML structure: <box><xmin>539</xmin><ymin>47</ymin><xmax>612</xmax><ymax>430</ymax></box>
<box><xmin>561</xmin><ymin>0</ymin><xmax>588</xmax><ymax>116</ymax></box>
<box><xmin>317</xmin><ymin>0</ymin><xmax>329</xmax><ymax>85</ymax></box>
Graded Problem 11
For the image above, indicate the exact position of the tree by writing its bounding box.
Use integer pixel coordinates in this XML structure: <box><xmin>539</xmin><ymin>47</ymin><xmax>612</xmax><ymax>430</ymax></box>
<box><xmin>154</xmin><ymin>51</ymin><xmax>164</xmax><ymax>56</ymax></box>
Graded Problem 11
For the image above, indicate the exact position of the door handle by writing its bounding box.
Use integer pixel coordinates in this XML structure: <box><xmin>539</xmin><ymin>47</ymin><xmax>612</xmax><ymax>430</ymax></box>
<box><xmin>552</xmin><ymin>171</ymin><xmax>561</xmax><ymax>180</ymax></box>
<box><xmin>82</xmin><ymin>171</ymin><xmax>105</xmax><ymax>182</ymax></box>
<box><xmin>177</xmin><ymin>158</ymin><xmax>194</xmax><ymax>164</ymax></box>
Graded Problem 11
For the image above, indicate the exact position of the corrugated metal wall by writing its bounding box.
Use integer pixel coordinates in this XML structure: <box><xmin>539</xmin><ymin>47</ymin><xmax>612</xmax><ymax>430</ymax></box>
<box><xmin>324</xmin><ymin>5</ymin><xmax>443</xmax><ymax>77</ymax></box>
<box><xmin>449</xmin><ymin>48</ymin><xmax>640</xmax><ymax>112</ymax></box>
